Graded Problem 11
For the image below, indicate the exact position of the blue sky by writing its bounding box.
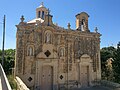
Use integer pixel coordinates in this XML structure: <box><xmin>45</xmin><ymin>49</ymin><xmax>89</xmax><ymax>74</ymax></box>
<box><xmin>0</xmin><ymin>0</ymin><xmax>120</xmax><ymax>49</ymax></box>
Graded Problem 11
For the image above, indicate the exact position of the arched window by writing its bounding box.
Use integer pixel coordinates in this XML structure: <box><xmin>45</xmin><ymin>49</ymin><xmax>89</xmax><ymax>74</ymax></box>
<box><xmin>81</xmin><ymin>19</ymin><xmax>85</xmax><ymax>25</ymax></box>
<box><xmin>81</xmin><ymin>18</ymin><xmax>86</xmax><ymax>31</ymax></box>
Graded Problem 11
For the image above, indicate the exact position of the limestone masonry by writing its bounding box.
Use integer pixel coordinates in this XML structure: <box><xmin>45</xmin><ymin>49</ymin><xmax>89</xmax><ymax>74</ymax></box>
<box><xmin>15</xmin><ymin>3</ymin><xmax>101</xmax><ymax>90</ymax></box>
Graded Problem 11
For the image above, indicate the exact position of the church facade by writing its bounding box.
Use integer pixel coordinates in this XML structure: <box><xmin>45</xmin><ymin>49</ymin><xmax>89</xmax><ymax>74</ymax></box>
<box><xmin>15</xmin><ymin>3</ymin><xmax>101</xmax><ymax>90</ymax></box>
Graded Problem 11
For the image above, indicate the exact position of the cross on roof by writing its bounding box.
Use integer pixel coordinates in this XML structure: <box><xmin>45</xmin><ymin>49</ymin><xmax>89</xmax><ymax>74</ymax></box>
<box><xmin>47</xmin><ymin>8</ymin><xmax>51</xmax><ymax>26</ymax></box>
<box><xmin>47</xmin><ymin>8</ymin><xmax>50</xmax><ymax>15</ymax></box>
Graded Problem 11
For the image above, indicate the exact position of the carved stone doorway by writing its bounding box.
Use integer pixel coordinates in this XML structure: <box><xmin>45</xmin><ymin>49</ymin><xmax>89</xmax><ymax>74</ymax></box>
<box><xmin>41</xmin><ymin>66</ymin><xmax>53</xmax><ymax>90</ymax></box>
<box><xmin>80</xmin><ymin>65</ymin><xmax>89</xmax><ymax>87</ymax></box>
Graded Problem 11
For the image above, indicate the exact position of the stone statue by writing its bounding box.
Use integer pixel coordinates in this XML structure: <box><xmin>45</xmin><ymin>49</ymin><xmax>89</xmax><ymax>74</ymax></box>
<box><xmin>46</xmin><ymin>33</ymin><xmax>51</xmax><ymax>43</ymax></box>
<box><xmin>29</xmin><ymin>47</ymin><xmax>33</xmax><ymax>56</ymax></box>
<box><xmin>60</xmin><ymin>48</ymin><xmax>64</xmax><ymax>57</ymax></box>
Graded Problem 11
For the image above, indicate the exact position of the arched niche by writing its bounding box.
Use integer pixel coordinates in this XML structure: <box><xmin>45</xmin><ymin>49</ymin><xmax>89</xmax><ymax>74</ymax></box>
<box><xmin>59</xmin><ymin>47</ymin><xmax>65</xmax><ymax>57</ymax></box>
<box><xmin>44</xmin><ymin>30</ymin><xmax>53</xmax><ymax>44</ymax></box>
<box><xmin>27</xmin><ymin>45</ymin><xmax>34</xmax><ymax>56</ymax></box>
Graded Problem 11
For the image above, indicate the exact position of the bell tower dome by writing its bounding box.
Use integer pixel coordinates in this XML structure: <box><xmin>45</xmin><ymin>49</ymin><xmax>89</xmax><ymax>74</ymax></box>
<box><xmin>36</xmin><ymin>2</ymin><xmax>48</xmax><ymax>19</ymax></box>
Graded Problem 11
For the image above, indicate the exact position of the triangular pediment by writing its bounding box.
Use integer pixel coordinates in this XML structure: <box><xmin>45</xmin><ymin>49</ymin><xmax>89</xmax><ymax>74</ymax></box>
<box><xmin>36</xmin><ymin>44</ymin><xmax>58</xmax><ymax>59</ymax></box>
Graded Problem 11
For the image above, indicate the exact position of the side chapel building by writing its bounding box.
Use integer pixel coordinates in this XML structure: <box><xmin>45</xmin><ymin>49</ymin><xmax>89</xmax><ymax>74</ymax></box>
<box><xmin>15</xmin><ymin>3</ymin><xmax>101</xmax><ymax>90</ymax></box>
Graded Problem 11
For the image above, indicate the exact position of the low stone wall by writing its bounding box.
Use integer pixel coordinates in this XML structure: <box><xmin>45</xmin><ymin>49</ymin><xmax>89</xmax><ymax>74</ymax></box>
<box><xmin>0</xmin><ymin>64</ymin><xmax>12</xmax><ymax>90</ymax></box>
<box><xmin>93</xmin><ymin>80</ymin><xmax>120</xmax><ymax>90</ymax></box>
<box><xmin>15</xmin><ymin>76</ymin><xmax>30</xmax><ymax>90</ymax></box>
<box><xmin>59</xmin><ymin>80</ymin><xmax>80</xmax><ymax>90</ymax></box>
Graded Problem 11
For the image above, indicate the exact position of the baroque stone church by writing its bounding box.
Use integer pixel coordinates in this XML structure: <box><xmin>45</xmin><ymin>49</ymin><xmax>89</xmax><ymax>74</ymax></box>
<box><xmin>15</xmin><ymin>3</ymin><xmax>101</xmax><ymax>90</ymax></box>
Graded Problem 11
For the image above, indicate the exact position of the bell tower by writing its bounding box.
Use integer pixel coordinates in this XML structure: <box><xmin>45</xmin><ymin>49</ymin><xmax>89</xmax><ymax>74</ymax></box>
<box><xmin>76</xmin><ymin>12</ymin><xmax>90</xmax><ymax>32</ymax></box>
<box><xmin>36</xmin><ymin>2</ymin><xmax>48</xmax><ymax>19</ymax></box>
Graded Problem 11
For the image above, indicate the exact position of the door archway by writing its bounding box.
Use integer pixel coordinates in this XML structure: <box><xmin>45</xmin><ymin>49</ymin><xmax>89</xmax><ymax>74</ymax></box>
<box><xmin>80</xmin><ymin>54</ymin><xmax>92</xmax><ymax>87</ymax></box>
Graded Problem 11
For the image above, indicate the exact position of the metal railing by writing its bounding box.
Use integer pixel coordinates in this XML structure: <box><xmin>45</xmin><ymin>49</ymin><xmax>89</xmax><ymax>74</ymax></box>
<box><xmin>0</xmin><ymin>64</ymin><xmax>12</xmax><ymax>90</ymax></box>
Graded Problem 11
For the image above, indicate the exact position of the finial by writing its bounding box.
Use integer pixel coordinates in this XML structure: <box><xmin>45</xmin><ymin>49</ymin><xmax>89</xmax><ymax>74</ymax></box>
<box><xmin>20</xmin><ymin>15</ymin><xmax>25</xmax><ymax>22</ymax></box>
<box><xmin>67</xmin><ymin>23</ymin><xmax>71</xmax><ymax>30</ymax></box>
<box><xmin>94</xmin><ymin>27</ymin><xmax>98</xmax><ymax>33</ymax></box>
<box><xmin>117</xmin><ymin>42</ymin><xmax>120</xmax><ymax>48</ymax></box>
<box><xmin>41</xmin><ymin>2</ymin><xmax>43</xmax><ymax>5</ymax></box>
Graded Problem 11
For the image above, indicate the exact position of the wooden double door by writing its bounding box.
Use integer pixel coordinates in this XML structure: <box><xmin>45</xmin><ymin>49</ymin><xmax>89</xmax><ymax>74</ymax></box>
<box><xmin>41</xmin><ymin>66</ymin><xmax>53</xmax><ymax>90</ymax></box>
<box><xmin>80</xmin><ymin>66</ymin><xmax>89</xmax><ymax>87</ymax></box>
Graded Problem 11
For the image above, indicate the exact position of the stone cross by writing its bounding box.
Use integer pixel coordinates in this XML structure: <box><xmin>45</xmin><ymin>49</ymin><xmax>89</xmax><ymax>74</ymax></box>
<box><xmin>20</xmin><ymin>15</ymin><xmax>25</xmax><ymax>22</ymax></box>
<box><xmin>94</xmin><ymin>27</ymin><xmax>98</xmax><ymax>33</ymax></box>
<box><xmin>67</xmin><ymin>23</ymin><xmax>71</xmax><ymax>30</ymax></box>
